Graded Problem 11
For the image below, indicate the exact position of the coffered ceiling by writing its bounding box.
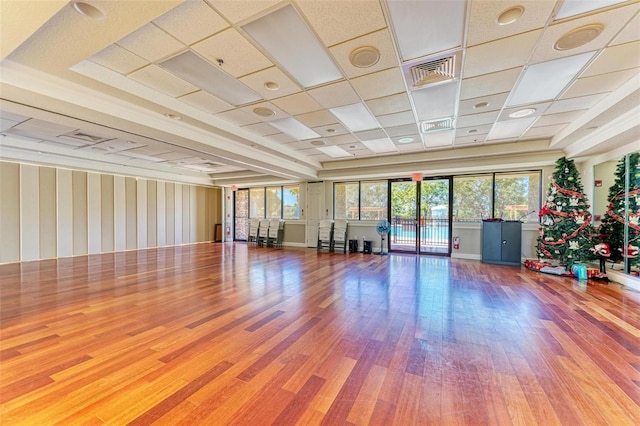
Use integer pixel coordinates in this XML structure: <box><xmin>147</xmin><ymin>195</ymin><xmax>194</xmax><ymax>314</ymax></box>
<box><xmin>1</xmin><ymin>0</ymin><xmax>638</xmax><ymax>187</ymax></box>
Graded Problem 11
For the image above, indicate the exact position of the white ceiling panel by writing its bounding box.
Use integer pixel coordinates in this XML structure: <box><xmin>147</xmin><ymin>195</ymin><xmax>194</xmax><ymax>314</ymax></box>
<box><xmin>209</xmin><ymin>0</ymin><xmax>281</xmax><ymax>24</ymax></box>
<box><xmin>454</xmin><ymin>134</ymin><xmax>487</xmax><ymax>145</ymax></box>
<box><xmin>580</xmin><ymin>41</ymin><xmax>640</xmax><ymax>77</ymax></box>
<box><xmin>460</xmin><ymin>67</ymin><xmax>522</xmax><ymax>100</ymax></box>
<box><xmin>355</xmin><ymin>129</ymin><xmax>388</xmax><ymax>141</ymax></box>
<box><xmin>458</xmin><ymin>92</ymin><xmax>509</xmax><ymax>116</ymax></box>
<box><xmin>411</xmin><ymin>81</ymin><xmax>458</xmax><ymax>121</ymax></box>
<box><xmin>377</xmin><ymin>110</ymin><xmax>416</xmax><ymax>128</ymax></box>
<box><xmin>9</xmin><ymin>119</ymin><xmax>75</xmax><ymax>138</ymax></box>
<box><xmin>90</xmin><ymin>44</ymin><xmax>148</xmax><ymax>75</ymax></box>
<box><xmin>308</xmin><ymin>81</ymin><xmax>361</xmax><ymax>109</ymax></box>
<box><xmin>360</xmin><ymin>138</ymin><xmax>398</xmax><ymax>154</ymax></box>
<box><xmin>128</xmin><ymin>64</ymin><xmax>199</xmax><ymax>97</ymax></box>
<box><xmin>421</xmin><ymin>129</ymin><xmax>455</xmax><ymax>147</ymax></box>
<box><xmin>153</xmin><ymin>0</ymin><xmax>228</xmax><ymax>46</ymax></box>
<box><xmin>499</xmin><ymin>102</ymin><xmax>551</xmax><ymax>121</ymax></box>
<box><xmin>463</xmin><ymin>30</ymin><xmax>541</xmax><ymax>78</ymax></box>
<box><xmin>295</xmin><ymin>110</ymin><xmax>339</xmax><ymax>128</ymax></box>
<box><xmin>386</xmin><ymin>0</ymin><xmax>465</xmax><ymax>61</ymax></box>
<box><xmin>86</xmin><ymin>139</ymin><xmax>145</xmax><ymax>152</ymax></box>
<box><xmin>562</xmin><ymin>67</ymin><xmax>639</xmax><ymax>99</ymax></box>
<box><xmin>238</xmin><ymin>67</ymin><xmax>301</xmax><ymax>100</ymax></box>
<box><xmin>365</xmin><ymin>93</ymin><xmax>412</xmax><ymax>116</ymax></box>
<box><xmin>456</xmin><ymin>111</ymin><xmax>501</xmax><ymax>128</ymax></box>
<box><xmin>296</xmin><ymin>0</ymin><xmax>386</xmax><ymax>47</ymax></box>
<box><xmin>466</xmin><ymin>1</ymin><xmax>556</xmax><ymax>46</ymax></box>
<box><xmin>313</xmin><ymin>123</ymin><xmax>350</xmax><ymax>137</ymax></box>
<box><xmin>546</xmin><ymin>93</ymin><xmax>608</xmax><ymax>114</ymax></box>
<box><xmin>522</xmin><ymin>123</ymin><xmax>569</xmax><ymax>139</ymax></box>
<box><xmin>487</xmin><ymin>117</ymin><xmax>538</xmax><ymax>140</ymax></box>
<box><xmin>326</xmin><ymin>133</ymin><xmax>359</xmax><ymax>145</ymax></box>
<box><xmin>350</xmin><ymin>67</ymin><xmax>406</xmax><ymax>100</ymax></box>
<box><xmin>455</xmin><ymin>124</ymin><xmax>493</xmax><ymax>138</ymax></box>
<box><xmin>385</xmin><ymin>124</ymin><xmax>420</xmax><ymax>137</ymax></box>
<box><xmin>216</xmin><ymin>109</ymin><xmax>261</xmax><ymax>126</ymax></box>
<box><xmin>192</xmin><ymin>28</ymin><xmax>273</xmax><ymax>78</ymax></box>
<box><xmin>272</xmin><ymin>92</ymin><xmax>322</xmax><ymax>116</ymax></box>
<box><xmin>535</xmin><ymin>110</ymin><xmax>586</xmax><ymax>127</ymax></box>
<box><xmin>242</xmin><ymin>122</ymin><xmax>282</xmax><ymax>137</ymax></box>
<box><xmin>117</xmin><ymin>24</ymin><xmax>185</xmax><ymax>63</ymax></box>
<box><xmin>611</xmin><ymin>12</ymin><xmax>640</xmax><ymax>46</ymax></box>
<box><xmin>329</xmin><ymin>29</ymin><xmax>398</xmax><ymax>79</ymax></box>
<box><xmin>178</xmin><ymin>91</ymin><xmax>234</xmax><ymax>115</ymax></box>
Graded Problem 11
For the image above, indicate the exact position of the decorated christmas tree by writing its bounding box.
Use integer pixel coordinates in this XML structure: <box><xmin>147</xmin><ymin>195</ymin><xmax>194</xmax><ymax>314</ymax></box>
<box><xmin>537</xmin><ymin>157</ymin><xmax>598</xmax><ymax>269</ymax></box>
<box><xmin>598</xmin><ymin>153</ymin><xmax>640</xmax><ymax>273</ymax></box>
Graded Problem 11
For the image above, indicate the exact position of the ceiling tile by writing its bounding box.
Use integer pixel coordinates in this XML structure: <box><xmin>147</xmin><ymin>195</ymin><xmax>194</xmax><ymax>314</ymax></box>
<box><xmin>9</xmin><ymin>119</ymin><xmax>75</xmax><ymax>138</ymax></box>
<box><xmin>454</xmin><ymin>134</ymin><xmax>487</xmax><ymax>145</ymax></box>
<box><xmin>391</xmin><ymin>133</ymin><xmax>421</xmax><ymax>144</ymax></box>
<box><xmin>460</xmin><ymin>67</ymin><xmax>522</xmax><ymax>100</ymax></box>
<box><xmin>350</xmin><ymin>67</ymin><xmax>406</xmax><ymax>100</ymax></box>
<box><xmin>499</xmin><ymin>102</ymin><xmax>551</xmax><ymax>121</ymax></box>
<box><xmin>487</xmin><ymin>117</ymin><xmax>537</xmax><ymax>141</ymax></box>
<box><xmin>530</xmin><ymin>4</ymin><xmax>640</xmax><ymax>64</ymax></box>
<box><xmin>308</xmin><ymin>81</ymin><xmax>361</xmax><ymax>109</ymax></box>
<box><xmin>265</xmin><ymin>133</ymin><xmax>296</xmax><ymax>144</ymax></box>
<box><xmin>153</xmin><ymin>0</ymin><xmax>229</xmax><ymax>46</ymax></box>
<box><xmin>296</xmin><ymin>0</ymin><xmax>386</xmax><ymax>47</ymax></box>
<box><xmin>355</xmin><ymin>129</ymin><xmax>387</xmax><ymax>141</ymax></box>
<box><xmin>272</xmin><ymin>92</ymin><xmax>322</xmax><ymax>115</ymax></box>
<box><xmin>522</xmin><ymin>123</ymin><xmax>568</xmax><ymax>139</ymax></box>
<box><xmin>412</xmin><ymin>81</ymin><xmax>458</xmax><ymax>121</ymax></box>
<box><xmin>562</xmin><ymin>67</ymin><xmax>638</xmax><ymax>98</ymax></box>
<box><xmin>206</xmin><ymin>0</ymin><xmax>281</xmax><ymax>24</ymax></box>
<box><xmin>534</xmin><ymin>110</ymin><xmax>586</xmax><ymax>127</ymax></box>
<box><xmin>456</xmin><ymin>110</ymin><xmax>500</xmax><ymax>128</ymax></box>
<box><xmin>377</xmin><ymin>110</ymin><xmax>415</xmax><ymax>128</ymax></box>
<box><xmin>546</xmin><ymin>93</ymin><xmax>607</xmax><ymax>114</ymax></box>
<box><xmin>0</xmin><ymin>111</ymin><xmax>29</xmax><ymax>122</ymax></box>
<box><xmin>117</xmin><ymin>23</ymin><xmax>185</xmax><ymax>63</ymax></box>
<box><xmin>385</xmin><ymin>123</ymin><xmax>420</xmax><ymax>137</ymax></box>
<box><xmin>216</xmin><ymin>109</ymin><xmax>261</xmax><ymax>126</ymax></box>
<box><xmin>90</xmin><ymin>44</ymin><xmax>148</xmax><ymax>75</ymax></box>
<box><xmin>128</xmin><ymin>64</ymin><xmax>199</xmax><ymax>97</ymax></box>
<box><xmin>580</xmin><ymin>41</ymin><xmax>640</xmax><ymax>77</ymax></box>
<box><xmin>295</xmin><ymin>110</ymin><xmax>338</xmax><ymax>128</ymax></box>
<box><xmin>421</xmin><ymin>130</ymin><xmax>454</xmax><ymax>148</ymax></box>
<box><xmin>1</xmin><ymin>118</ymin><xmax>20</xmax><ymax>132</ymax></box>
<box><xmin>365</xmin><ymin>93</ymin><xmax>412</xmax><ymax>116</ymax></box>
<box><xmin>455</xmin><ymin>124</ymin><xmax>493</xmax><ymax>138</ymax></box>
<box><xmin>466</xmin><ymin>1</ymin><xmax>555</xmax><ymax>46</ymax></box>
<box><xmin>313</xmin><ymin>123</ymin><xmax>349</xmax><ymax>137</ymax></box>
<box><xmin>396</xmin><ymin>141</ymin><xmax>424</xmax><ymax>153</ymax></box>
<box><xmin>611</xmin><ymin>12</ymin><xmax>640</xmax><ymax>46</ymax></box>
<box><xmin>192</xmin><ymin>28</ymin><xmax>273</xmax><ymax>78</ymax></box>
<box><xmin>87</xmin><ymin>139</ymin><xmax>145</xmax><ymax>153</ymax></box>
<box><xmin>238</xmin><ymin>67</ymin><xmax>301</xmax><ymax>100</ymax></box>
<box><xmin>329</xmin><ymin>29</ymin><xmax>398</xmax><ymax>79</ymax></box>
<box><xmin>241</xmin><ymin>122</ymin><xmax>281</xmax><ymax>136</ymax></box>
<box><xmin>458</xmin><ymin>92</ymin><xmax>509</xmax><ymax>116</ymax></box>
<box><xmin>326</xmin><ymin>134</ymin><xmax>359</xmax><ymax>144</ymax></box>
<box><xmin>155</xmin><ymin>151</ymin><xmax>193</xmax><ymax>161</ymax></box>
<box><xmin>463</xmin><ymin>30</ymin><xmax>541</xmax><ymax>78</ymax></box>
<box><xmin>239</xmin><ymin>101</ymin><xmax>288</xmax><ymax>122</ymax></box>
<box><xmin>178</xmin><ymin>91</ymin><xmax>234</xmax><ymax>114</ymax></box>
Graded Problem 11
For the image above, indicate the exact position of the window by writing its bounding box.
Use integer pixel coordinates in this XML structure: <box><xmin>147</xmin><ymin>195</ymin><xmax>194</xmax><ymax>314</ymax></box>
<box><xmin>250</xmin><ymin>188</ymin><xmax>265</xmax><ymax>218</ymax></box>
<box><xmin>334</xmin><ymin>180</ymin><xmax>388</xmax><ymax>220</ymax></box>
<box><xmin>334</xmin><ymin>182</ymin><xmax>359</xmax><ymax>219</ymax></box>
<box><xmin>495</xmin><ymin>171</ymin><xmax>540</xmax><ymax>222</ymax></box>
<box><xmin>360</xmin><ymin>181</ymin><xmax>388</xmax><ymax>220</ymax></box>
<box><xmin>266</xmin><ymin>186</ymin><xmax>282</xmax><ymax>218</ymax></box>
<box><xmin>283</xmin><ymin>186</ymin><xmax>300</xmax><ymax>219</ymax></box>
<box><xmin>453</xmin><ymin>171</ymin><xmax>541</xmax><ymax>222</ymax></box>
<box><xmin>453</xmin><ymin>175</ymin><xmax>492</xmax><ymax>222</ymax></box>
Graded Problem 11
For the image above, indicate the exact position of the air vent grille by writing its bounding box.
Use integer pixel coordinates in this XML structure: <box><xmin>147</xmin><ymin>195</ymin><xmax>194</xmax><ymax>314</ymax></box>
<box><xmin>62</xmin><ymin>130</ymin><xmax>111</xmax><ymax>143</ymax></box>
<box><xmin>410</xmin><ymin>55</ymin><xmax>456</xmax><ymax>88</ymax></box>
<box><xmin>420</xmin><ymin>117</ymin><xmax>455</xmax><ymax>133</ymax></box>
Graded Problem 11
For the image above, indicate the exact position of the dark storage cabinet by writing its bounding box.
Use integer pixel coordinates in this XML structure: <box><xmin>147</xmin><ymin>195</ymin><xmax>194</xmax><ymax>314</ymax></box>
<box><xmin>482</xmin><ymin>220</ymin><xmax>522</xmax><ymax>266</ymax></box>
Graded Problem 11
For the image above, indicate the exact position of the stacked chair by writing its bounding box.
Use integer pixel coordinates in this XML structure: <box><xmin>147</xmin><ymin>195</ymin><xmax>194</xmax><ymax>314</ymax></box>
<box><xmin>248</xmin><ymin>218</ymin><xmax>260</xmax><ymax>245</ymax></box>
<box><xmin>317</xmin><ymin>219</ymin><xmax>334</xmax><ymax>252</ymax></box>
<box><xmin>267</xmin><ymin>219</ymin><xmax>285</xmax><ymax>248</ymax></box>
<box><xmin>257</xmin><ymin>219</ymin><xmax>270</xmax><ymax>246</ymax></box>
<box><xmin>332</xmin><ymin>220</ymin><xmax>348</xmax><ymax>253</ymax></box>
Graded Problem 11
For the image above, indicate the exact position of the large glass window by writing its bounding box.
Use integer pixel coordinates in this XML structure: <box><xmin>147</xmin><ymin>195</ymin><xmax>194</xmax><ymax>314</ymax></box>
<box><xmin>334</xmin><ymin>182</ymin><xmax>359</xmax><ymax>219</ymax></box>
<box><xmin>361</xmin><ymin>181</ymin><xmax>388</xmax><ymax>220</ymax></box>
<box><xmin>283</xmin><ymin>186</ymin><xmax>300</xmax><ymax>219</ymax></box>
<box><xmin>495</xmin><ymin>171</ymin><xmax>540</xmax><ymax>222</ymax></box>
<box><xmin>250</xmin><ymin>188</ymin><xmax>265</xmax><ymax>218</ymax></box>
<box><xmin>266</xmin><ymin>186</ymin><xmax>282</xmax><ymax>218</ymax></box>
<box><xmin>453</xmin><ymin>175</ymin><xmax>492</xmax><ymax>221</ymax></box>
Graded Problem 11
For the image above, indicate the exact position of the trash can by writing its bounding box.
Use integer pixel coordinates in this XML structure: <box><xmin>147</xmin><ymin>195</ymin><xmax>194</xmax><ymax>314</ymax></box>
<box><xmin>349</xmin><ymin>239</ymin><xmax>359</xmax><ymax>253</ymax></box>
<box><xmin>363</xmin><ymin>240</ymin><xmax>372</xmax><ymax>254</ymax></box>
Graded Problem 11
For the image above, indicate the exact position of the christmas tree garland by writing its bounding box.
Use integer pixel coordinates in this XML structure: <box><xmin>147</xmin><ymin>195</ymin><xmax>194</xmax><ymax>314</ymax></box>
<box><xmin>606</xmin><ymin>189</ymin><xmax>640</xmax><ymax>232</ymax></box>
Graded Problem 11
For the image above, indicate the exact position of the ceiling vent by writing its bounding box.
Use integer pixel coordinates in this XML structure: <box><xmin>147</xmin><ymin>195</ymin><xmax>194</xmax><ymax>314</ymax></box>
<box><xmin>402</xmin><ymin>50</ymin><xmax>462</xmax><ymax>90</ymax></box>
<box><xmin>420</xmin><ymin>117</ymin><xmax>455</xmax><ymax>133</ymax></box>
<box><xmin>62</xmin><ymin>130</ymin><xmax>112</xmax><ymax>144</ymax></box>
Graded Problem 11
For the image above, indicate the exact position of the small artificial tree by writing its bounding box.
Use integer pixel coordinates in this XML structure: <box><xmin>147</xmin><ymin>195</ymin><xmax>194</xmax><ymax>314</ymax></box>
<box><xmin>537</xmin><ymin>157</ymin><xmax>598</xmax><ymax>270</ymax></box>
<box><xmin>598</xmin><ymin>153</ymin><xmax>640</xmax><ymax>273</ymax></box>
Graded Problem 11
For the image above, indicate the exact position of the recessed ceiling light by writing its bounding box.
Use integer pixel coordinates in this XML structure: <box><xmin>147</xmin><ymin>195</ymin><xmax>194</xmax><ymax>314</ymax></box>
<box><xmin>253</xmin><ymin>107</ymin><xmax>275</xmax><ymax>117</ymax></box>
<box><xmin>326</xmin><ymin>128</ymin><xmax>336</xmax><ymax>133</ymax></box>
<box><xmin>164</xmin><ymin>113</ymin><xmax>182</xmax><ymax>120</ymax></box>
<box><xmin>398</xmin><ymin>137</ymin><xmax>414</xmax><ymax>143</ymax></box>
<box><xmin>264</xmin><ymin>81</ymin><xmax>279</xmax><ymax>91</ymax></box>
<box><xmin>71</xmin><ymin>1</ymin><xmax>106</xmax><ymax>20</ymax></box>
<box><xmin>310</xmin><ymin>140</ymin><xmax>326</xmax><ymax>146</ymax></box>
<box><xmin>467</xmin><ymin>129</ymin><xmax>479</xmax><ymax>134</ymax></box>
<box><xmin>509</xmin><ymin>108</ymin><xmax>536</xmax><ymax>118</ymax></box>
<box><xmin>474</xmin><ymin>102</ymin><xmax>489</xmax><ymax>109</ymax></box>
<box><xmin>496</xmin><ymin>6</ymin><xmax>524</xmax><ymax>25</ymax></box>
<box><xmin>554</xmin><ymin>24</ymin><xmax>604</xmax><ymax>51</ymax></box>
<box><xmin>349</xmin><ymin>46</ymin><xmax>381</xmax><ymax>68</ymax></box>
<box><xmin>348</xmin><ymin>145</ymin><xmax>357</xmax><ymax>149</ymax></box>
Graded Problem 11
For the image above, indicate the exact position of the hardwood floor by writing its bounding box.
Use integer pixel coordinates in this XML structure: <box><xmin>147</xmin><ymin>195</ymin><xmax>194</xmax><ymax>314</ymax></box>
<box><xmin>1</xmin><ymin>243</ymin><xmax>639</xmax><ymax>425</ymax></box>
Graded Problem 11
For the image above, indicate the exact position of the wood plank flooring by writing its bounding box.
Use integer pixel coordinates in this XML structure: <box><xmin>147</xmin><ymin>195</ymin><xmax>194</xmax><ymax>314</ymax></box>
<box><xmin>1</xmin><ymin>243</ymin><xmax>640</xmax><ymax>425</ymax></box>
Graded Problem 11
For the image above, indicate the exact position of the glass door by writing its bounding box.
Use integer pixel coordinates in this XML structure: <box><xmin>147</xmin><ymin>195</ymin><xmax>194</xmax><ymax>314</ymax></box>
<box><xmin>390</xmin><ymin>178</ymin><xmax>451</xmax><ymax>254</ymax></box>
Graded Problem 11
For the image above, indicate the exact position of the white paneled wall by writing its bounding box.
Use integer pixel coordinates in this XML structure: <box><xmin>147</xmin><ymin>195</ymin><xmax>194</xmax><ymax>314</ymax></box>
<box><xmin>0</xmin><ymin>161</ymin><xmax>222</xmax><ymax>264</ymax></box>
